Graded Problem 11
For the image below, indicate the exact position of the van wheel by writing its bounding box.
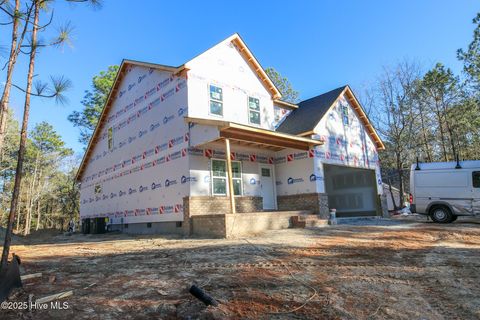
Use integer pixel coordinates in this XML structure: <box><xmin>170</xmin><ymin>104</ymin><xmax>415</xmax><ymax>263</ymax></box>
<box><xmin>429</xmin><ymin>206</ymin><xmax>453</xmax><ymax>223</ymax></box>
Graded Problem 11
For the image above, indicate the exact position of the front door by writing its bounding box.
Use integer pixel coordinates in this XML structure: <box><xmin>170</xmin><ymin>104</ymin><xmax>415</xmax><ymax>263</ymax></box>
<box><xmin>260</xmin><ymin>165</ymin><xmax>276</xmax><ymax>210</ymax></box>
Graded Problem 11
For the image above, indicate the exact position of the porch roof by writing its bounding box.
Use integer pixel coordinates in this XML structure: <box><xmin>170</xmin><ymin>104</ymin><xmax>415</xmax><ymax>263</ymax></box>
<box><xmin>184</xmin><ymin>117</ymin><xmax>323</xmax><ymax>151</ymax></box>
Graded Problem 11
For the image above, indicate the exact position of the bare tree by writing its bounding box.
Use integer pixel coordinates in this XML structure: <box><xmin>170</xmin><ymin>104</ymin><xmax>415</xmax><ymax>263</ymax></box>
<box><xmin>370</xmin><ymin>61</ymin><xmax>421</xmax><ymax>208</ymax></box>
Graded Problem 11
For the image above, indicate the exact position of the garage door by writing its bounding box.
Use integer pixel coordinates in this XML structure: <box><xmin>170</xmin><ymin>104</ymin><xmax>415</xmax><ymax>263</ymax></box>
<box><xmin>324</xmin><ymin>164</ymin><xmax>379</xmax><ymax>217</ymax></box>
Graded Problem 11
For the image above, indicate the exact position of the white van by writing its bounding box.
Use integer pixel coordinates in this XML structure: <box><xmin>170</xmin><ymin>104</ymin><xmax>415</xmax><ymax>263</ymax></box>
<box><xmin>409</xmin><ymin>160</ymin><xmax>480</xmax><ymax>223</ymax></box>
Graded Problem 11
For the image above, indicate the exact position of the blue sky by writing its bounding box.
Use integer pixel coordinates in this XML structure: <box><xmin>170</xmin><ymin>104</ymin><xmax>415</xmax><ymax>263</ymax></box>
<box><xmin>1</xmin><ymin>0</ymin><xmax>479</xmax><ymax>154</ymax></box>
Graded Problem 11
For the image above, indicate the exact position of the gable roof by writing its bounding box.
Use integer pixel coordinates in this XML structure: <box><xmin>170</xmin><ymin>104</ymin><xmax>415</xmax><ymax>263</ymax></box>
<box><xmin>276</xmin><ymin>86</ymin><xmax>346</xmax><ymax>135</ymax></box>
<box><xmin>184</xmin><ymin>33</ymin><xmax>281</xmax><ymax>99</ymax></box>
<box><xmin>75</xmin><ymin>34</ymin><xmax>283</xmax><ymax>182</ymax></box>
<box><xmin>276</xmin><ymin>85</ymin><xmax>385</xmax><ymax>150</ymax></box>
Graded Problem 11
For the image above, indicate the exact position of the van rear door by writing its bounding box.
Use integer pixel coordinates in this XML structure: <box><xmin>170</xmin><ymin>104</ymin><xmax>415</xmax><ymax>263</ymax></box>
<box><xmin>472</xmin><ymin>171</ymin><xmax>480</xmax><ymax>214</ymax></box>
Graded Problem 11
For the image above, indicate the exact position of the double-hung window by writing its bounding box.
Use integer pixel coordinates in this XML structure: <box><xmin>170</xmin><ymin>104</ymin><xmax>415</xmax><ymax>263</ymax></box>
<box><xmin>341</xmin><ymin>104</ymin><xmax>349</xmax><ymax>125</ymax></box>
<box><xmin>211</xmin><ymin>159</ymin><xmax>242</xmax><ymax>196</ymax></box>
<box><xmin>108</xmin><ymin>127</ymin><xmax>114</xmax><ymax>151</ymax></box>
<box><xmin>248</xmin><ymin>97</ymin><xmax>261</xmax><ymax>125</ymax></box>
<box><xmin>209</xmin><ymin>85</ymin><xmax>223</xmax><ymax>116</ymax></box>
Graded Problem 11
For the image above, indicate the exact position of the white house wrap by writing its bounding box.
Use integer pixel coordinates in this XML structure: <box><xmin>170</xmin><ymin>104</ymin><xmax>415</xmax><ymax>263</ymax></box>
<box><xmin>76</xmin><ymin>33</ymin><xmax>386</xmax><ymax>234</ymax></box>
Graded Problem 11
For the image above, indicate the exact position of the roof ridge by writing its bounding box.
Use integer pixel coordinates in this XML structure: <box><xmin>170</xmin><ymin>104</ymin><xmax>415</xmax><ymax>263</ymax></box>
<box><xmin>298</xmin><ymin>85</ymin><xmax>348</xmax><ymax>105</ymax></box>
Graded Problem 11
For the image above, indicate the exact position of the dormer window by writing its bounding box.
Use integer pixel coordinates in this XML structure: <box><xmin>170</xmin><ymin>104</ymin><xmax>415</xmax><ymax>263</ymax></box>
<box><xmin>248</xmin><ymin>97</ymin><xmax>260</xmax><ymax>125</ymax></box>
<box><xmin>209</xmin><ymin>85</ymin><xmax>223</xmax><ymax>116</ymax></box>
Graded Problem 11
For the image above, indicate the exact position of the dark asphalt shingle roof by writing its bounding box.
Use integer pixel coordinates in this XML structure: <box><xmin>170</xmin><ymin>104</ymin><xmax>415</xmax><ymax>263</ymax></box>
<box><xmin>276</xmin><ymin>86</ymin><xmax>347</xmax><ymax>135</ymax></box>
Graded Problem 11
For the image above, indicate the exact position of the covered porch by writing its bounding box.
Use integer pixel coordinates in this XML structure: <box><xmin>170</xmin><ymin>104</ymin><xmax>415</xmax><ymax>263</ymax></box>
<box><xmin>183</xmin><ymin>117</ymin><xmax>323</xmax><ymax>237</ymax></box>
<box><xmin>185</xmin><ymin>117</ymin><xmax>322</xmax><ymax>213</ymax></box>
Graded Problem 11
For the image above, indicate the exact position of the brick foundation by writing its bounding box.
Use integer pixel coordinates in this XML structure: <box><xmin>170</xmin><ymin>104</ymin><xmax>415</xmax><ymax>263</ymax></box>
<box><xmin>277</xmin><ymin>193</ymin><xmax>329</xmax><ymax>218</ymax></box>
<box><xmin>182</xmin><ymin>196</ymin><xmax>262</xmax><ymax>235</ymax></box>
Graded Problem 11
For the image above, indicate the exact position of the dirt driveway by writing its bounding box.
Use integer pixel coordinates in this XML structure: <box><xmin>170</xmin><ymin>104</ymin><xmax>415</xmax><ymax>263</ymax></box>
<box><xmin>2</xmin><ymin>219</ymin><xmax>480</xmax><ymax>319</ymax></box>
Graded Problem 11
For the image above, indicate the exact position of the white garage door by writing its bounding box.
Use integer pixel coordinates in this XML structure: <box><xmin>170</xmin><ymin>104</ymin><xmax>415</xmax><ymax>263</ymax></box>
<box><xmin>324</xmin><ymin>164</ymin><xmax>379</xmax><ymax>217</ymax></box>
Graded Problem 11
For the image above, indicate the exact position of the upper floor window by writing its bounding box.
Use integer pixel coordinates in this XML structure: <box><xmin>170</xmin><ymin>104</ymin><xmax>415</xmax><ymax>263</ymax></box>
<box><xmin>341</xmin><ymin>104</ymin><xmax>349</xmax><ymax>125</ymax></box>
<box><xmin>209</xmin><ymin>85</ymin><xmax>223</xmax><ymax>116</ymax></box>
<box><xmin>248</xmin><ymin>97</ymin><xmax>261</xmax><ymax>125</ymax></box>
<box><xmin>108</xmin><ymin>127</ymin><xmax>114</xmax><ymax>151</ymax></box>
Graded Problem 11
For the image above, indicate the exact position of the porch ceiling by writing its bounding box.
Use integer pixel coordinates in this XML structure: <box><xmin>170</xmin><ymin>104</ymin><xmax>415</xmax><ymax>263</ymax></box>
<box><xmin>185</xmin><ymin>117</ymin><xmax>323</xmax><ymax>151</ymax></box>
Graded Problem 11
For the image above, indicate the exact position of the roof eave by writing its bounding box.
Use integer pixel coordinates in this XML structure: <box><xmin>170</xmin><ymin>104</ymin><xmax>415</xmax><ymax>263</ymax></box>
<box><xmin>273</xmin><ymin>99</ymin><xmax>298</xmax><ymax>110</ymax></box>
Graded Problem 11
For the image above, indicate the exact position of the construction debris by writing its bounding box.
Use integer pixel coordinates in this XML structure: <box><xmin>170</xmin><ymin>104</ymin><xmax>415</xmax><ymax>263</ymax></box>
<box><xmin>189</xmin><ymin>285</ymin><xmax>218</xmax><ymax>307</ymax></box>
<box><xmin>35</xmin><ymin>290</ymin><xmax>73</xmax><ymax>304</ymax></box>
<box><xmin>20</xmin><ymin>273</ymin><xmax>42</xmax><ymax>281</ymax></box>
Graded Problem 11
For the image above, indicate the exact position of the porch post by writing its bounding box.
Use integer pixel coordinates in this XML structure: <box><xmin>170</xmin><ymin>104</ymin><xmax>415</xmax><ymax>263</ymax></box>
<box><xmin>224</xmin><ymin>138</ymin><xmax>236</xmax><ymax>214</ymax></box>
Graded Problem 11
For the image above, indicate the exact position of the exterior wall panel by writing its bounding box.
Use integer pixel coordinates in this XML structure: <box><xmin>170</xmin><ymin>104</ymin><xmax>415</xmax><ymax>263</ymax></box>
<box><xmin>80</xmin><ymin>65</ymin><xmax>189</xmax><ymax>225</ymax></box>
<box><xmin>186</xmin><ymin>39</ymin><xmax>277</xmax><ymax>130</ymax></box>
<box><xmin>312</xmin><ymin>94</ymin><xmax>383</xmax><ymax>195</ymax></box>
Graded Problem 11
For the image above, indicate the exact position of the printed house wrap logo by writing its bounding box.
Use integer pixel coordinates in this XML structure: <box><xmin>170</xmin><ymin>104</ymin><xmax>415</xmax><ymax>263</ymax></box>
<box><xmin>160</xmin><ymin>205</ymin><xmax>174</xmax><ymax>214</ymax></box>
<box><xmin>181</xmin><ymin>175</ymin><xmax>197</xmax><ymax>184</ymax></box>
<box><xmin>309</xmin><ymin>174</ymin><xmax>323</xmax><ymax>182</ymax></box>
<box><xmin>138</xmin><ymin>129</ymin><xmax>147</xmax><ymax>138</ymax></box>
<box><xmin>150</xmin><ymin>122</ymin><xmax>160</xmax><ymax>131</ymax></box>
<box><xmin>163</xmin><ymin>114</ymin><xmax>174</xmax><ymax>124</ymax></box>
<box><xmin>151</xmin><ymin>181</ymin><xmax>162</xmax><ymax>190</ymax></box>
<box><xmin>178</xmin><ymin>107</ymin><xmax>188</xmax><ymax>116</ymax></box>
<box><xmin>287</xmin><ymin>177</ymin><xmax>304</xmax><ymax>185</ymax></box>
<box><xmin>165</xmin><ymin>179</ymin><xmax>177</xmax><ymax>187</ymax></box>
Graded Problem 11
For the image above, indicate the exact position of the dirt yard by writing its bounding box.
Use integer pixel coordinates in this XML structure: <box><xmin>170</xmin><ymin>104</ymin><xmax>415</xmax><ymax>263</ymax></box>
<box><xmin>2</xmin><ymin>218</ymin><xmax>480</xmax><ymax>319</ymax></box>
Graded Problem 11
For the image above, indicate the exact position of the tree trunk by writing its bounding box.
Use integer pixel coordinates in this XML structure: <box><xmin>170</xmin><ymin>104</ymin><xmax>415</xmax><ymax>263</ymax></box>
<box><xmin>1</xmin><ymin>2</ymin><xmax>39</xmax><ymax>271</ymax></box>
<box><xmin>396</xmin><ymin>153</ymin><xmax>405</xmax><ymax>207</ymax></box>
<box><xmin>433</xmin><ymin>100</ymin><xmax>449</xmax><ymax>161</ymax></box>
<box><xmin>36</xmin><ymin>198</ymin><xmax>41</xmax><ymax>231</ymax></box>
<box><xmin>441</xmin><ymin>101</ymin><xmax>458</xmax><ymax>160</ymax></box>
<box><xmin>418</xmin><ymin>104</ymin><xmax>433</xmax><ymax>162</ymax></box>
<box><xmin>0</xmin><ymin>0</ymin><xmax>33</xmax><ymax>153</ymax></box>
<box><xmin>0</xmin><ymin>0</ymin><xmax>20</xmax><ymax>152</ymax></box>
<box><xmin>388</xmin><ymin>177</ymin><xmax>398</xmax><ymax>210</ymax></box>
<box><xmin>24</xmin><ymin>152</ymin><xmax>39</xmax><ymax>236</ymax></box>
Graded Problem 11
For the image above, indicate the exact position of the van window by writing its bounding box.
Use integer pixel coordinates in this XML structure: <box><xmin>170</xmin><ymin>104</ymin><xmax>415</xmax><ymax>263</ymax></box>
<box><xmin>473</xmin><ymin>171</ymin><xmax>480</xmax><ymax>188</ymax></box>
<box><xmin>416</xmin><ymin>172</ymin><xmax>468</xmax><ymax>188</ymax></box>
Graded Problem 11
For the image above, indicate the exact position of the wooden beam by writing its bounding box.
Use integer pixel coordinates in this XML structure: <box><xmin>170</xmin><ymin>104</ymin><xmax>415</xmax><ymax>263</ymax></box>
<box><xmin>221</xmin><ymin>130</ymin><xmax>309</xmax><ymax>150</ymax></box>
<box><xmin>225</xmin><ymin>138</ymin><xmax>236</xmax><ymax>214</ymax></box>
<box><xmin>21</xmin><ymin>273</ymin><xmax>42</xmax><ymax>281</ymax></box>
<box><xmin>36</xmin><ymin>290</ymin><xmax>73</xmax><ymax>304</ymax></box>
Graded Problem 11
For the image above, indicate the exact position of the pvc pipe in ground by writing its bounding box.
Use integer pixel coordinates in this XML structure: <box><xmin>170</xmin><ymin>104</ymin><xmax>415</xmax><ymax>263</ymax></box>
<box><xmin>329</xmin><ymin>209</ymin><xmax>337</xmax><ymax>225</ymax></box>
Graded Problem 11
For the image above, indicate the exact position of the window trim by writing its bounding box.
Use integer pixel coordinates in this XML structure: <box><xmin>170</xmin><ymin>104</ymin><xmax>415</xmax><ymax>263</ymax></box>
<box><xmin>208</xmin><ymin>84</ymin><xmax>223</xmax><ymax>117</ymax></box>
<box><xmin>247</xmin><ymin>96</ymin><xmax>261</xmax><ymax>126</ymax></box>
<box><xmin>210</xmin><ymin>158</ymin><xmax>243</xmax><ymax>196</ymax></box>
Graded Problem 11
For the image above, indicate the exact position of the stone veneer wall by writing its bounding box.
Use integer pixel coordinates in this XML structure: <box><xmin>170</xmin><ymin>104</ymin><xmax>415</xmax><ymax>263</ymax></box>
<box><xmin>277</xmin><ymin>193</ymin><xmax>330</xmax><ymax>218</ymax></box>
<box><xmin>182</xmin><ymin>196</ymin><xmax>263</xmax><ymax>235</ymax></box>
